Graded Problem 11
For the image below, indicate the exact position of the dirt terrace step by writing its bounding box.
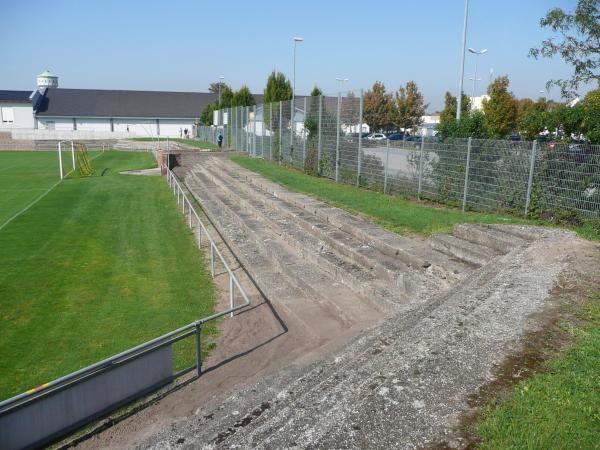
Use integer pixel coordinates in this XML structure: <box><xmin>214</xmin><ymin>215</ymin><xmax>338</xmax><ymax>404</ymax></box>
<box><xmin>453</xmin><ymin>223</ymin><xmax>527</xmax><ymax>253</ymax></box>
<box><xmin>196</xmin><ymin>161</ymin><xmax>426</xmax><ymax>299</ymax></box>
<box><xmin>208</xmin><ymin>158</ymin><xmax>473</xmax><ymax>284</ymax></box>
<box><xmin>428</xmin><ymin>233</ymin><xmax>498</xmax><ymax>266</ymax></box>
<box><xmin>187</xmin><ymin>171</ymin><xmax>395</xmax><ymax>318</ymax></box>
<box><xmin>140</xmin><ymin>226</ymin><xmax>579</xmax><ymax>450</ymax></box>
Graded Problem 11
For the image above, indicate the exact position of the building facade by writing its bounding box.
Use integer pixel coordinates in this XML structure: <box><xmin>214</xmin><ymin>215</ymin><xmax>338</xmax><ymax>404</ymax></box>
<box><xmin>0</xmin><ymin>71</ymin><xmax>222</xmax><ymax>139</ymax></box>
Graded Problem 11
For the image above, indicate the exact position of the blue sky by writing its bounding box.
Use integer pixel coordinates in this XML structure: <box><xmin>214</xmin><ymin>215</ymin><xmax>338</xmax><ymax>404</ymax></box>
<box><xmin>1</xmin><ymin>0</ymin><xmax>589</xmax><ymax>111</ymax></box>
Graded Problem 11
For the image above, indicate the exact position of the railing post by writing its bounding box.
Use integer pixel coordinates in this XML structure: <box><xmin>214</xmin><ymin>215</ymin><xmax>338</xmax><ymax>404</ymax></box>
<box><xmin>229</xmin><ymin>272</ymin><xmax>234</xmax><ymax>318</ymax></box>
<box><xmin>317</xmin><ymin>95</ymin><xmax>322</xmax><ymax>174</ymax></box>
<box><xmin>525</xmin><ymin>140</ymin><xmax>538</xmax><ymax>216</ymax></box>
<box><xmin>336</xmin><ymin>91</ymin><xmax>341</xmax><ymax>182</ymax></box>
<box><xmin>195</xmin><ymin>323</ymin><xmax>202</xmax><ymax>377</ymax></box>
<box><xmin>462</xmin><ymin>137</ymin><xmax>472</xmax><ymax>212</ymax></box>
<box><xmin>417</xmin><ymin>136</ymin><xmax>425</xmax><ymax>200</ymax></box>
<box><xmin>210</xmin><ymin>243</ymin><xmax>215</xmax><ymax>277</ymax></box>
<box><xmin>279</xmin><ymin>101</ymin><xmax>283</xmax><ymax>164</ymax></box>
<box><xmin>189</xmin><ymin>203</ymin><xmax>192</xmax><ymax>228</ymax></box>
<box><xmin>303</xmin><ymin>96</ymin><xmax>307</xmax><ymax>167</ymax></box>
<box><xmin>356</xmin><ymin>89</ymin><xmax>364</xmax><ymax>187</ymax></box>
<box><xmin>384</xmin><ymin>139</ymin><xmax>390</xmax><ymax>194</ymax></box>
<box><xmin>197</xmin><ymin>218</ymin><xmax>202</xmax><ymax>247</ymax></box>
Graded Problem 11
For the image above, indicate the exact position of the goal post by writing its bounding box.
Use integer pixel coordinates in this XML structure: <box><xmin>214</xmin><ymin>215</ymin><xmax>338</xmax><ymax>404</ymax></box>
<box><xmin>57</xmin><ymin>140</ymin><xmax>76</xmax><ymax>180</ymax></box>
<box><xmin>58</xmin><ymin>141</ymin><xmax>93</xmax><ymax>179</ymax></box>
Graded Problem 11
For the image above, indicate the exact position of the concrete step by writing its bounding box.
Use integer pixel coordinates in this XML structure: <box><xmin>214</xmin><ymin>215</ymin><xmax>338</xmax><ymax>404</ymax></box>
<box><xmin>428</xmin><ymin>233</ymin><xmax>498</xmax><ymax>267</ymax></box>
<box><xmin>187</xmin><ymin>170</ymin><xmax>394</xmax><ymax>319</ymax></box>
<box><xmin>452</xmin><ymin>223</ymin><xmax>527</xmax><ymax>254</ymax></box>
<box><xmin>142</xmin><ymin>223</ymin><xmax>567</xmax><ymax>450</ymax></box>
<box><xmin>484</xmin><ymin>223</ymin><xmax>541</xmax><ymax>242</ymax></box>
<box><xmin>197</xmin><ymin>161</ymin><xmax>421</xmax><ymax>299</ymax></box>
<box><xmin>209</xmin><ymin>158</ymin><xmax>473</xmax><ymax>285</ymax></box>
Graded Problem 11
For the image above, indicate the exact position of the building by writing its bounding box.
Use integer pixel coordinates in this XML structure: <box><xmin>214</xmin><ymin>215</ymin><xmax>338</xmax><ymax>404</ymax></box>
<box><xmin>0</xmin><ymin>70</ymin><xmax>226</xmax><ymax>139</ymax></box>
<box><xmin>469</xmin><ymin>95</ymin><xmax>490</xmax><ymax>112</ymax></box>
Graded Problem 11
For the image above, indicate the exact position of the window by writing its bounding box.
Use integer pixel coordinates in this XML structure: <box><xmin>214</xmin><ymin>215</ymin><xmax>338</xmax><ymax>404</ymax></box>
<box><xmin>1</xmin><ymin>107</ymin><xmax>14</xmax><ymax>123</ymax></box>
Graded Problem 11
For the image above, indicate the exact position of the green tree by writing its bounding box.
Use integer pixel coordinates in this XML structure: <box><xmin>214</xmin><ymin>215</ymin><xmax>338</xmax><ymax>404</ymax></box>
<box><xmin>219</xmin><ymin>86</ymin><xmax>234</xmax><ymax>108</ymax></box>
<box><xmin>518</xmin><ymin>110</ymin><xmax>547</xmax><ymax>139</ymax></box>
<box><xmin>363</xmin><ymin>81</ymin><xmax>393</xmax><ymax>132</ymax></box>
<box><xmin>529</xmin><ymin>0</ymin><xmax>600</xmax><ymax>98</ymax></box>
<box><xmin>392</xmin><ymin>81</ymin><xmax>427</xmax><ymax>131</ymax></box>
<box><xmin>439</xmin><ymin>91</ymin><xmax>470</xmax><ymax>125</ymax></box>
<box><xmin>208</xmin><ymin>81</ymin><xmax>227</xmax><ymax>94</ymax></box>
<box><xmin>263</xmin><ymin>71</ymin><xmax>293</xmax><ymax>103</ymax></box>
<box><xmin>482</xmin><ymin>76</ymin><xmax>517</xmax><ymax>138</ymax></box>
<box><xmin>232</xmin><ymin>86</ymin><xmax>256</xmax><ymax>107</ymax></box>
<box><xmin>310</xmin><ymin>86</ymin><xmax>323</xmax><ymax>97</ymax></box>
<box><xmin>200</xmin><ymin>102</ymin><xmax>217</xmax><ymax>125</ymax></box>
<box><xmin>437</xmin><ymin>110</ymin><xmax>489</xmax><ymax>139</ymax></box>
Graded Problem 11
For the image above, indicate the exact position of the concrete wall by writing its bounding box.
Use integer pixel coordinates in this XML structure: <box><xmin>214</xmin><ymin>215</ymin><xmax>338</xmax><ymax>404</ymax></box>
<box><xmin>0</xmin><ymin>345</ymin><xmax>173</xmax><ymax>450</ymax></box>
<box><xmin>0</xmin><ymin>103</ymin><xmax>35</xmax><ymax>129</ymax></box>
<box><xmin>11</xmin><ymin>129</ymin><xmax>131</xmax><ymax>140</ymax></box>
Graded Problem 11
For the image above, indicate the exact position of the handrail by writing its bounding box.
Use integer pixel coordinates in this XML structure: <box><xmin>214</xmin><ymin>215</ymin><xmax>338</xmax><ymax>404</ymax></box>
<box><xmin>0</xmin><ymin>161</ymin><xmax>251</xmax><ymax>416</ymax></box>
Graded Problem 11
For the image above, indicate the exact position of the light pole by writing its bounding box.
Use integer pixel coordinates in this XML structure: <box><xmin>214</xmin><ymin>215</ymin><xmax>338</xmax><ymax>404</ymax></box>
<box><xmin>218</xmin><ymin>76</ymin><xmax>224</xmax><ymax>126</ymax></box>
<box><xmin>468</xmin><ymin>48</ymin><xmax>488</xmax><ymax>98</ymax></box>
<box><xmin>456</xmin><ymin>0</ymin><xmax>469</xmax><ymax>121</ymax></box>
<box><xmin>292</xmin><ymin>37</ymin><xmax>304</xmax><ymax>108</ymax></box>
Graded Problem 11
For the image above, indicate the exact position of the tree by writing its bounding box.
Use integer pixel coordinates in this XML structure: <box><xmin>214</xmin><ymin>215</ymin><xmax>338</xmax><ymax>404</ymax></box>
<box><xmin>392</xmin><ymin>81</ymin><xmax>427</xmax><ymax>132</ymax></box>
<box><xmin>581</xmin><ymin>89</ymin><xmax>600</xmax><ymax>143</ymax></box>
<box><xmin>263</xmin><ymin>71</ymin><xmax>293</xmax><ymax>104</ymax></box>
<box><xmin>439</xmin><ymin>91</ymin><xmax>470</xmax><ymax>125</ymax></box>
<box><xmin>208</xmin><ymin>81</ymin><xmax>227</xmax><ymax>94</ymax></box>
<box><xmin>232</xmin><ymin>86</ymin><xmax>256</xmax><ymax>107</ymax></box>
<box><xmin>219</xmin><ymin>86</ymin><xmax>234</xmax><ymax>108</ymax></box>
<box><xmin>310</xmin><ymin>86</ymin><xmax>322</xmax><ymax>97</ymax></box>
<box><xmin>482</xmin><ymin>76</ymin><xmax>517</xmax><ymax>138</ymax></box>
<box><xmin>518</xmin><ymin>110</ymin><xmax>548</xmax><ymax>140</ymax></box>
<box><xmin>437</xmin><ymin>110</ymin><xmax>489</xmax><ymax>139</ymax></box>
<box><xmin>363</xmin><ymin>81</ymin><xmax>393</xmax><ymax>132</ymax></box>
<box><xmin>529</xmin><ymin>0</ymin><xmax>600</xmax><ymax>98</ymax></box>
<box><xmin>200</xmin><ymin>103</ymin><xmax>217</xmax><ymax>125</ymax></box>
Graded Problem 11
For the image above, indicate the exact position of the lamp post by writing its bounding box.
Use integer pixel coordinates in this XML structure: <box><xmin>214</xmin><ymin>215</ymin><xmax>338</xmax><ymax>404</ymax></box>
<box><xmin>292</xmin><ymin>37</ymin><xmax>304</xmax><ymax>108</ymax></box>
<box><xmin>456</xmin><ymin>0</ymin><xmax>469</xmax><ymax>121</ymax></box>
<box><xmin>218</xmin><ymin>76</ymin><xmax>225</xmax><ymax>126</ymax></box>
<box><xmin>468</xmin><ymin>48</ymin><xmax>488</xmax><ymax>98</ymax></box>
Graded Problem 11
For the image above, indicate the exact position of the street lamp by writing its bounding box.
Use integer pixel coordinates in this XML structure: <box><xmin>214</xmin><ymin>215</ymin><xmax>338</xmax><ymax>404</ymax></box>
<box><xmin>468</xmin><ymin>48</ymin><xmax>488</xmax><ymax>98</ymax></box>
<box><xmin>336</xmin><ymin>77</ymin><xmax>349</xmax><ymax>89</ymax></box>
<box><xmin>292</xmin><ymin>37</ymin><xmax>304</xmax><ymax>107</ymax></box>
<box><xmin>218</xmin><ymin>76</ymin><xmax>225</xmax><ymax>106</ymax></box>
<box><xmin>456</xmin><ymin>0</ymin><xmax>469</xmax><ymax>121</ymax></box>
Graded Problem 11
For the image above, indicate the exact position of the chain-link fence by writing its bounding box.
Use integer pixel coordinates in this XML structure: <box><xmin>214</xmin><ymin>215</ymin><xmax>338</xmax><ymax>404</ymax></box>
<box><xmin>198</xmin><ymin>90</ymin><xmax>600</xmax><ymax>218</ymax></box>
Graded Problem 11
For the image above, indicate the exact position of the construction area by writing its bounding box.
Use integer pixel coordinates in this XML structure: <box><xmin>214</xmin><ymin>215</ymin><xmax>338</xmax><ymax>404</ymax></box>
<box><xmin>72</xmin><ymin>150</ymin><xmax>600</xmax><ymax>449</ymax></box>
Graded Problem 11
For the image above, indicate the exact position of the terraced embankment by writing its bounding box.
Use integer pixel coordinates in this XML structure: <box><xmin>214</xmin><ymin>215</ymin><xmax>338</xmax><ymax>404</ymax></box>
<box><xmin>82</xmin><ymin>154</ymin><xmax>599</xmax><ymax>449</ymax></box>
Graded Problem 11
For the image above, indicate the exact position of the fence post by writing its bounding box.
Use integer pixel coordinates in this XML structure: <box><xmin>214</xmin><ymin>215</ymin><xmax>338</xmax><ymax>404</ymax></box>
<box><xmin>356</xmin><ymin>89</ymin><xmax>364</xmax><ymax>187</ymax></box>
<box><xmin>290</xmin><ymin>99</ymin><xmax>294</xmax><ymax>163</ymax></box>
<box><xmin>195</xmin><ymin>323</ymin><xmax>202</xmax><ymax>376</ymax></box>
<box><xmin>303</xmin><ymin>96</ymin><xmax>307</xmax><ymax>167</ymax></box>
<box><xmin>210</xmin><ymin>244</ymin><xmax>215</xmax><ymax>277</ymax></box>
<box><xmin>524</xmin><ymin>139</ymin><xmax>538</xmax><ymax>216</ymax></box>
<box><xmin>462</xmin><ymin>137</ymin><xmax>472</xmax><ymax>212</ymax></box>
<box><xmin>417</xmin><ymin>136</ymin><xmax>425</xmax><ymax>200</ymax></box>
<box><xmin>335</xmin><ymin>91</ymin><xmax>341</xmax><ymax>182</ymax></box>
<box><xmin>269</xmin><ymin>104</ymin><xmax>273</xmax><ymax>160</ymax></box>
<box><xmin>317</xmin><ymin>95</ymin><xmax>322</xmax><ymax>174</ymax></box>
<box><xmin>384</xmin><ymin>138</ymin><xmax>390</xmax><ymax>194</ymax></box>
<box><xmin>252</xmin><ymin>105</ymin><xmax>257</xmax><ymax>157</ymax></box>
<box><xmin>279</xmin><ymin>101</ymin><xmax>283</xmax><ymax>164</ymax></box>
<box><xmin>261</xmin><ymin>106</ymin><xmax>265</xmax><ymax>158</ymax></box>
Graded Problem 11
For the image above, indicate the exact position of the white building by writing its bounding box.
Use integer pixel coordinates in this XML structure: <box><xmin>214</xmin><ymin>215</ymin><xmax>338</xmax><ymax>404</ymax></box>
<box><xmin>0</xmin><ymin>70</ymin><xmax>222</xmax><ymax>139</ymax></box>
<box><xmin>469</xmin><ymin>95</ymin><xmax>490</xmax><ymax>112</ymax></box>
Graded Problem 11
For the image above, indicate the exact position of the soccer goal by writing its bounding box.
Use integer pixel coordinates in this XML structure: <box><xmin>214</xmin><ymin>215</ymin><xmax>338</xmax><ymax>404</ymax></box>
<box><xmin>57</xmin><ymin>141</ymin><xmax>95</xmax><ymax>179</ymax></box>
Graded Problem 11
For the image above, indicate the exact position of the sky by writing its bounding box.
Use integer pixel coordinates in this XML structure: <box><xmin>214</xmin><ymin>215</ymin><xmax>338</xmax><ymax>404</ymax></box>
<box><xmin>1</xmin><ymin>0</ymin><xmax>591</xmax><ymax>111</ymax></box>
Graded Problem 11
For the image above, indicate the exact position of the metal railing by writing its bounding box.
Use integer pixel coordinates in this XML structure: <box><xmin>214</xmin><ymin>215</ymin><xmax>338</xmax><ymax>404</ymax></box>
<box><xmin>0</xmin><ymin>162</ymin><xmax>251</xmax><ymax>449</ymax></box>
<box><xmin>199</xmin><ymin>90</ymin><xmax>600</xmax><ymax>218</ymax></box>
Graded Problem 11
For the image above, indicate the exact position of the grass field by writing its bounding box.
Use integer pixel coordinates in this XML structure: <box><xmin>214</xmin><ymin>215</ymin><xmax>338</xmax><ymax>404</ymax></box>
<box><xmin>130</xmin><ymin>137</ymin><xmax>217</xmax><ymax>149</ymax></box>
<box><xmin>476</xmin><ymin>293</ymin><xmax>600</xmax><ymax>449</ymax></box>
<box><xmin>0</xmin><ymin>151</ymin><xmax>216</xmax><ymax>400</ymax></box>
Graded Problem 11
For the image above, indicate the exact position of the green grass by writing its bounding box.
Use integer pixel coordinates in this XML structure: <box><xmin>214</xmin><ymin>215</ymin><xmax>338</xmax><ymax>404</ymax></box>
<box><xmin>0</xmin><ymin>151</ymin><xmax>216</xmax><ymax>400</ymax></box>
<box><xmin>475</xmin><ymin>293</ymin><xmax>600</xmax><ymax>449</ymax></box>
<box><xmin>230</xmin><ymin>156</ymin><xmax>531</xmax><ymax>235</ymax></box>
<box><xmin>130</xmin><ymin>137</ymin><xmax>217</xmax><ymax>149</ymax></box>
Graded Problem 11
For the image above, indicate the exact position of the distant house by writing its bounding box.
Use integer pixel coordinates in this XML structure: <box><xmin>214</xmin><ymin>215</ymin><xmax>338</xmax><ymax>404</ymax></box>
<box><xmin>0</xmin><ymin>70</ymin><xmax>257</xmax><ymax>140</ymax></box>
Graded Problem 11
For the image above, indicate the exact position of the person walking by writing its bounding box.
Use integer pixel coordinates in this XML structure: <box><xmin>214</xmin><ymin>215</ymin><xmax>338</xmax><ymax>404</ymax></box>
<box><xmin>217</xmin><ymin>132</ymin><xmax>223</xmax><ymax>148</ymax></box>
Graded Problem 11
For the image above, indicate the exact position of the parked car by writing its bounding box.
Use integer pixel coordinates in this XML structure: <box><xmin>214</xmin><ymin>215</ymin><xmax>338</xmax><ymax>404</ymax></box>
<box><xmin>386</xmin><ymin>133</ymin><xmax>406</xmax><ymax>141</ymax></box>
<box><xmin>367</xmin><ymin>133</ymin><xmax>387</xmax><ymax>141</ymax></box>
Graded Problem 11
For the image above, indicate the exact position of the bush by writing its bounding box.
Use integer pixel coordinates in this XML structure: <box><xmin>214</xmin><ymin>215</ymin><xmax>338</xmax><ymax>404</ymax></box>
<box><xmin>304</xmin><ymin>147</ymin><xmax>319</xmax><ymax>176</ymax></box>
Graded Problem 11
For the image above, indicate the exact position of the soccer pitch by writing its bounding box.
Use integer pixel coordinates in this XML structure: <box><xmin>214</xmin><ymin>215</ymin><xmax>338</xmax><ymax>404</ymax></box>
<box><xmin>0</xmin><ymin>151</ymin><xmax>216</xmax><ymax>400</ymax></box>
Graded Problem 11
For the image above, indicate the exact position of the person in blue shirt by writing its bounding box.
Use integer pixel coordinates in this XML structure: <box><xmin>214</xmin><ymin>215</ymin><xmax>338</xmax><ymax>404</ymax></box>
<box><xmin>217</xmin><ymin>132</ymin><xmax>224</xmax><ymax>148</ymax></box>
